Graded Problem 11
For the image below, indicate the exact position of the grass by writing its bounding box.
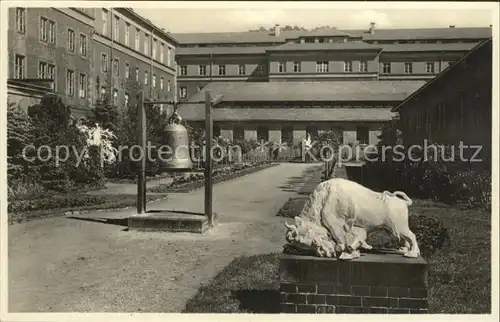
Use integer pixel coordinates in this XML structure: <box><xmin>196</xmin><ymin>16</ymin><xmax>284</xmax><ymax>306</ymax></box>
<box><xmin>8</xmin><ymin>193</ymin><xmax>167</xmax><ymax>225</ymax></box>
<box><xmin>186</xmin><ymin>199</ymin><xmax>491</xmax><ymax>313</ymax></box>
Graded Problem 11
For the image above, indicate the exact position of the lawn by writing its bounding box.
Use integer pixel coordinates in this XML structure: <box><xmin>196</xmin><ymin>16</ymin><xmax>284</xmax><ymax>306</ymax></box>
<box><xmin>184</xmin><ymin>199</ymin><xmax>491</xmax><ymax>313</ymax></box>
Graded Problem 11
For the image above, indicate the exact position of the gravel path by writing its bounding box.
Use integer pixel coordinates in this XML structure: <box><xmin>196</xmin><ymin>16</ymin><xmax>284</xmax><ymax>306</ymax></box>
<box><xmin>8</xmin><ymin>163</ymin><xmax>320</xmax><ymax>312</ymax></box>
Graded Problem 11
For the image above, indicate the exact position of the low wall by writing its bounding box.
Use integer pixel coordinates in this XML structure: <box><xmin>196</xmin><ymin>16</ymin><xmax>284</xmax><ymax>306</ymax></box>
<box><xmin>280</xmin><ymin>253</ymin><xmax>429</xmax><ymax>314</ymax></box>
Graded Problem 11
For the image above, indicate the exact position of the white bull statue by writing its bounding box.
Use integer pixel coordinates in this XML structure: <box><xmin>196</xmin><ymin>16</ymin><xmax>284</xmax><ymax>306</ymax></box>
<box><xmin>285</xmin><ymin>178</ymin><xmax>419</xmax><ymax>260</ymax></box>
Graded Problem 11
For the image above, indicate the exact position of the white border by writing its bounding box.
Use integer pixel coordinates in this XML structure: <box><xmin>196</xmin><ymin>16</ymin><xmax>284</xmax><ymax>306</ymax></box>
<box><xmin>1</xmin><ymin>2</ymin><xmax>499</xmax><ymax>322</ymax></box>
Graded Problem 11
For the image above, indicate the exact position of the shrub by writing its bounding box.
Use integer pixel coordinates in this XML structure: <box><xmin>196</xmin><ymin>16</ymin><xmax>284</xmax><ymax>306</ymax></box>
<box><xmin>370</xmin><ymin>214</ymin><xmax>450</xmax><ymax>259</ymax></box>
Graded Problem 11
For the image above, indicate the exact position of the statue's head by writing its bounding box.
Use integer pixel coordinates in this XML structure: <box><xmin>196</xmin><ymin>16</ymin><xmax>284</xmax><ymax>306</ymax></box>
<box><xmin>285</xmin><ymin>217</ymin><xmax>328</xmax><ymax>246</ymax></box>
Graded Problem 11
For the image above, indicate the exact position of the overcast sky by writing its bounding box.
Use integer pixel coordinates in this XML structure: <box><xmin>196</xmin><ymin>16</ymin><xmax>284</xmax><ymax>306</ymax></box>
<box><xmin>132</xmin><ymin>5</ymin><xmax>494</xmax><ymax>34</ymax></box>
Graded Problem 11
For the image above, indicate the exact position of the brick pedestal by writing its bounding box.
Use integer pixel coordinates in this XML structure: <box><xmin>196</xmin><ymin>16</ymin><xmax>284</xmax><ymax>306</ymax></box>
<box><xmin>280</xmin><ymin>253</ymin><xmax>428</xmax><ymax>314</ymax></box>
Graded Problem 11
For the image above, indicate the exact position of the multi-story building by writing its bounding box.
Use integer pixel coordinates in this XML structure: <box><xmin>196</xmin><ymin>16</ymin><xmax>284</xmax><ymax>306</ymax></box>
<box><xmin>7</xmin><ymin>7</ymin><xmax>95</xmax><ymax>117</ymax></box>
<box><xmin>173</xmin><ymin>24</ymin><xmax>491</xmax><ymax>147</ymax></box>
<box><xmin>393</xmin><ymin>38</ymin><xmax>492</xmax><ymax>161</ymax></box>
<box><xmin>91</xmin><ymin>8</ymin><xmax>177</xmax><ymax>112</ymax></box>
<box><xmin>7</xmin><ymin>7</ymin><xmax>178</xmax><ymax>119</ymax></box>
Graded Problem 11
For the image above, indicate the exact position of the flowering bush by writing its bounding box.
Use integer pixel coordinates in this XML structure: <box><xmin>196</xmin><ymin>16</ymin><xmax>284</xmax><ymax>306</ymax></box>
<box><xmin>76</xmin><ymin>122</ymin><xmax>118</xmax><ymax>165</ymax></box>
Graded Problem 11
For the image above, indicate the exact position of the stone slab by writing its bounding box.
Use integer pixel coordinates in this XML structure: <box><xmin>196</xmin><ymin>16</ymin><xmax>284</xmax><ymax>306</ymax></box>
<box><xmin>127</xmin><ymin>210</ymin><xmax>214</xmax><ymax>233</ymax></box>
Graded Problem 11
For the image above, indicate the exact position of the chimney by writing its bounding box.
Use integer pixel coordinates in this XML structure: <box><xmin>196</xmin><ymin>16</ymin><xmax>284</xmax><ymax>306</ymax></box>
<box><xmin>369</xmin><ymin>22</ymin><xmax>376</xmax><ymax>35</ymax></box>
<box><xmin>449</xmin><ymin>25</ymin><xmax>455</xmax><ymax>28</ymax></box>
<box><xmin>274</xmin><ymin>24</ymin><xmax>281</xmax><ymax>37</ymax></box>
<box><xmin>490</xmin><ymin>24</ymin><xmax>492</xmax><ymax>27</ymax></box>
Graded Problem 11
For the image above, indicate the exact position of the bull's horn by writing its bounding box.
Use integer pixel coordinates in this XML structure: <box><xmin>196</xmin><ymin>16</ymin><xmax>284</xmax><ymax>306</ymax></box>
<box><xmin>285</xmin><ymin>221</ymin><xmax>295</xmax><ymax>229</ymax></box>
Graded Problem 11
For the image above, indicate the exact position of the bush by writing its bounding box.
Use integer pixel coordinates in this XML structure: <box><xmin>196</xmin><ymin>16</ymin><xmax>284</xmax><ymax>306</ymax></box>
<box><xmin>369</xmin><ymin>214</ymin><xmax>450</xmax><ymax>259</ymax></box>
<box><xmin>8</xmin><ymin>194</ymin><xmax>108</xmax><ymax>213</ymax></box>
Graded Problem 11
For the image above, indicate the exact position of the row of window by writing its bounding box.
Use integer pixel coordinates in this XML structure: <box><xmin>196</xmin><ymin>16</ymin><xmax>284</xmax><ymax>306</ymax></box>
<box><xmin>15</xmin><ymin>9</ymin><xmax>88</xmax><ymax>57</ymax></box>
<box><xmin>101</xmin><ymin>9</ymin><xmax>172</xmax><ymax>67</ymax></box>
<box><xmin>179</xmin><ymin>64</ymin><xmax>266</xmax><ymax>77</ymax></box>
<box><xmin>219</xmin><ymin>126</ymin><xmax>369</xmax><ymax>145</ymax></box>
<box><xmin>179</xmin><ymin>61</ymin><xmax>443</xmax><ymax>76</ymax></box>
<box><xmin>99</xmin><ymin>53</ymin><xmax>172</xmax><ymax>91</ymax></box>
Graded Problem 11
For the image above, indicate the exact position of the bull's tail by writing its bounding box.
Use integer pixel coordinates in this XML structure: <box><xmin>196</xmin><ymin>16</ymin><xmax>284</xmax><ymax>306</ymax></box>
<box><xmin>380</xmin><ymin>191</ymin><xmax>412</xmax><ymax>207</ymax></box>
<box><xmin>393</xmin><ymin>191</ymin><xmax>412</xmax><ymax>206</ymax></box>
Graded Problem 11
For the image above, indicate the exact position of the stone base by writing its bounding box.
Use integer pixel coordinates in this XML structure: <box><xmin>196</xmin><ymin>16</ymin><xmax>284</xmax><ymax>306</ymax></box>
<box><xmin>127</xmin><ymin>210</ymin><xmax>215</xmax><ymax>233</ymax></box>
<box><xmin>280</xmin><ymin>253</ymin><xmax>428</xmax><ymax>314</ymax></box>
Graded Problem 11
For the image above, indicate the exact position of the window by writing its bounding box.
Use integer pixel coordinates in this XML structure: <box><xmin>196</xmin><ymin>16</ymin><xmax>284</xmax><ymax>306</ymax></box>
<box><xmin>293</xmin><ymin>61</ymin><xmax>301</xmax><ymax>73</ymax></box>
<box><xmin>101</xmin><ymin>53</ymin><xmax>108</xmax><ymax>72</ymax></box>
<box><xmin>256</xmin><ymin>64</ymin><xmax>266</xmax><ymax>75</ymax></box>
<box><xmin>38</xmin><ymin>61</ymin><xmax>47</xmax><ymax>78</ymax></box>
<box><xmin>144</xmin><ymin>71</ymin><xmax>148</xmax><ymax>85</ymax></box>
<box><xmin>152</xmin><ymin>39</ymin><xmax>157</xmax><ymax>59</ymax></box>
<box><xmin>167</xmin><ymin>80</ymin><xmax>171</xmax><ymax>92</ymax></box>
<box><xmin>102</xmin><ymin>9</ymin><xmax>108</xmax><ymax>36</ymax></box>
<box><xmin>160</xmin><ymin>77</ymin><xmax>164</xmax><ymax>90</ymax></box>
<box><xmin>404</xmin><ymin>62</ymin><xmax>413</xmax><ymax>74</ymax></box>
<box><xmin>80</xmin><ymin>34</ymin><xmax>87</xmax><ymax>56</ymax></box>
<box><xmin>160</xmin><ymin>44</ymin><xmax>164</xmax><ymax>62</ymax></box>
<box><xmin>135</xmin><ymin>67</ymin><xmax>139</xmax><ymax>82</ymax></box>
<box><xmin>218</xmin><ymin>65</ymin><xmax>226</xmax><ymax>76</ymax></box>
<box><xmin>153</xmin><ymin>74</ymin><xmax>156</xmax><ymax>88</ymax></box>
<box><xmin>135</xmin><ymin>28</ymin><xmax>140</xmax><ymax>51</ymax></box>
<box><xmin>113</xmin><ymin>15</ymin><xmax>119</xmax><ymax>41</ymax></box>
<box><xmin>125</xmin><ymin>63</ymin><xmax>130</xmax><ymax>79</ymax></box>
<box><xmin>233</xmin><ymin>126</ymin><xmax>244</xmax><ymax>141</ymax></box>
<box><xmin>281</xmin><ymin>126</ymin><xmax>293</xmax><ymax>145</ymax></box>
<box><xmin>66</xmin><ymin>70</ymin><xmax>75</xmax><ymax>96</ymax></box>
<box><xmin>144</xmin><ymin>34</ymin><xmax>149</xmax><ymax>55</ymax></box>
<box><xmin>359</xmin><ymin>61</ymin><xmax>367</xmax><ymax>72</ymax></box>
<box><xmin>316</xmin><ymin>61</ymin><xmax>328</xmax><ymax>73</ymax></box>
<box><xmin>426</xmin><ymin>62</ymin><xmax>435</xmax><ymax>74</ymax></box>
<box><xmin>125</xmin><ymin>23</ymin><xmax>130</xmax><ymax>46</ymax></box>
<box><xmin>199</xmin><ymin>65</ymin><xmax>206</xmax><ymax>76</ymax></box>
<box><xmin>124</xmin><ymin>93</ymin><xmax>129</xmax><ymax>108</ymax></box>
<box><xmin>113</xmin><ymin>89</ymin><xmax>118</xmax><ymax>106</ymax></box>
<box><xmin>179</xmin><ymin>86</ymin><xmax>187</xmax><ymax>98</ymax></box>
<box><xmin>47</xmin><ymin>64</ymin><xmax>55</xmax><ymax>81</ymax></box>
<box><xmin>16</xmin><ymin>8</ymin><xmax>26</xmax><ymax>33</ymax></box>
<box><xmin>167</xmin><ymin>47</ymin><xmax>171</xmax><ymax>66</ymax></box>
<box><xmin>382</xmin><ymin>63</ymin><xmax>392</xmax><ymax>73</ymax></box>
<box><xmin>40</xmin><ymin>17</ymin><xmax>56</xmax><ymax>44</ymax></box>
<box><xmin>14</xmin><ymin>54</ymin><xmax>25</xmax><ymax>78</ymax></box>
<box><xmin>100</xmin><ymin>86</ymin><xmax>106</xmax><ymax>101</ymax></box>
<box><xmin>113</xmin><ymin>59</ymin><xmax>119</xmax><ymax>76</ymax></box>
<box><xmin>344</xmin><ymin>61</ymin><xmax>352</xmax><ymax>72</ymax></box>
<box><xmin>278</xmin><ymin>62</ymin><xmax>286</xmax><ymax>73</ymax></box>
<box><xmin>239</xmin><ymin>64</ymin><xmax>246</xmax><ymax>75</ymax></box>
<box><xmin>356</xmin><ymin>126</ymin><xmax>369</xmax><ymax>144</ymax></box>
<box><xmin>257</xmin><ymin>126</ymin><xmax>269</xmax><ymax>142</ymax></box>
<box><xmin>67</xmin><ymin>29</ymin><xmax>75</xmax><ymax>52</ymax></box>
<box><xmin>180</xmin><ymin>65</ymin><xmax>187</xmax><ymax>76</ymax></box>
<box><xmin>79</xmin><ymin>73</ymin><xmax>86</xmax><ymax>98</ymax></box>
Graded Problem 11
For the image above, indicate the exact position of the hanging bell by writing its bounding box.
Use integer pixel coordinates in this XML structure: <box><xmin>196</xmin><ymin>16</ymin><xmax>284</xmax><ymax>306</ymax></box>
<box><xmin>162</xmin><ymin>110</ymin><xmax>193</xmax><ymax>171</ymax></box>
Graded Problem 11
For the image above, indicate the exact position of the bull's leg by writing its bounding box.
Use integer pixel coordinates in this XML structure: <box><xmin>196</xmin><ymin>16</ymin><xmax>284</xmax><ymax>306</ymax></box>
<box><xmin>360</xmin><ymin>240</ymin><xmax>373</xmax><ymax>250</ymax></box>
<box><xmin>397</xmin><ymin>239</ymin><xmax>411</xmax><ymax>254</ymax></box>
<box><xmin>399</xmin><ymin>229</ymin><xmax>420</xmax><ymax>258</ymax></box>
<box><xmin>321</xmin><ymin>211</ymin><xmax>348</xmax><ymax>254</ymax></box>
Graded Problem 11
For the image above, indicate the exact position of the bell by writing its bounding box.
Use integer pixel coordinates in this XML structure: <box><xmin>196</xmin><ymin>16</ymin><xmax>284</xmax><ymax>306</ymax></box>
<box><xmin>162</xmin><ymin>110</ymin><xmax>193</xmax><ymax>171</ymax></box>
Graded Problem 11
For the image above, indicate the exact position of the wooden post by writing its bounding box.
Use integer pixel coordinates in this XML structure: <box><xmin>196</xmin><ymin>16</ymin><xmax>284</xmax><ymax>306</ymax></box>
<box><xmin>204</xmin><ymin>91</ymin><xmax>213</xmax><ymax>226</ymax></box>
<box><xmin>137</xmin><ymin>91</ymin><xmax>147</xmax><ymax>214</ymax></box>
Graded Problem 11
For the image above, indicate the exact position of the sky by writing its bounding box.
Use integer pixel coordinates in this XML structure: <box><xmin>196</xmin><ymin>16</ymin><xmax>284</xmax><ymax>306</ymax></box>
<box><xmin>132</xmin><ymin>7</ymin><xmax>494</xmax><ymax>34</ymax></box>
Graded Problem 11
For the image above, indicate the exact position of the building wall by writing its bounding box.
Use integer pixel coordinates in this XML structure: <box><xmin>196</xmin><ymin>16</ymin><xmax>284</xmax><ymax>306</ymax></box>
<box><xmin>8</xmin><ymin>7</ymin><xmax>95</xmax><ymax>114</ymax></box>
<box><xmin>398</xmin><ymin>41</ymin><xmax>492</xmax><ymax>159</ymax></box>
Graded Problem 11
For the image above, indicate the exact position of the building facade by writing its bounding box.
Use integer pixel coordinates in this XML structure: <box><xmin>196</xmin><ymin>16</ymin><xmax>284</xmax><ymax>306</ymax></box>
<box><xmin>7</xmin><ymin>7</ymin><xmax>178</xmax><ymax>118</ymax></box>
<box><xmin>392</xmin><ymin>38</ymin><xmax>492</xmax><ymax>160</ymax></box>
<box><xmin>173</xmin><ymin>24</ymin><xmax>491</xmax><ymax>148</ymax></box>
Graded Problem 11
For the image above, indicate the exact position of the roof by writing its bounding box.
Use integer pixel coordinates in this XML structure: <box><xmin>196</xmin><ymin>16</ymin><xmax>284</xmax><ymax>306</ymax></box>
<box><xmin>392</xmin><ymin>38</ymin><xmax>492</xmax><ymax>112</ymax></box>
<box><xmin>172</xmin><ymin>27</ymin><xmax>491</xmax><ymax>45</ymax></box>
<box><xmin>120</xmin><ymin>8</ymin><xmax>179</xmax><ymax>45</ymax></box>
<box><xmin>267</xmin><ymin>42</ymin><xmax>382</xmax><ymax>52</ymax></box>
<box><xmin>186</xmin><ymin>81</ymin><xmax>426</xmax><ymax>103</ymax></box>
<box><xmin>179</xmin><ymin>106</ymin><xmax>395</xmax><ymax>122</ymax></box>
<box><xmin>176</xmin><ymin>46</ymin><xmax>269</xmax><ymax>56</ymax></box>
<box><xmin>172</xmin><ymin>27</ymin><xmax>353</xmax><ymax>45</ymax></box>
<box><xmin>348</xmin><ymin>27</ymin><xmax>492</xmax><ymax>41</ymax></box>
<box><xmin>381</xmin><ymin>42</ymin><xmax>478</xmax><ymax>52</ymax></box>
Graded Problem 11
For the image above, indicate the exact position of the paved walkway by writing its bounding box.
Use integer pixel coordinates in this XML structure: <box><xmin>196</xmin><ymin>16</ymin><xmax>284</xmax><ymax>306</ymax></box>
<box><xmin>8</xmin><ymin>163</ymin><xmax>320</xmax><ymax>313</ymax></box>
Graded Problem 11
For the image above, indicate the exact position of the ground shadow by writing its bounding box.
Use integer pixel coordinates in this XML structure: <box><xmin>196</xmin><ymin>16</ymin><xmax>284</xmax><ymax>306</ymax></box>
<box><xmin>67</xmin><ymin>216</ymin><xmax>128</xmax><ymax>226</ymax></box>
<box><xmin>232</xmin><ymin>290</ymin><xmax>280</xmax><ymax>313</ymax></box>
